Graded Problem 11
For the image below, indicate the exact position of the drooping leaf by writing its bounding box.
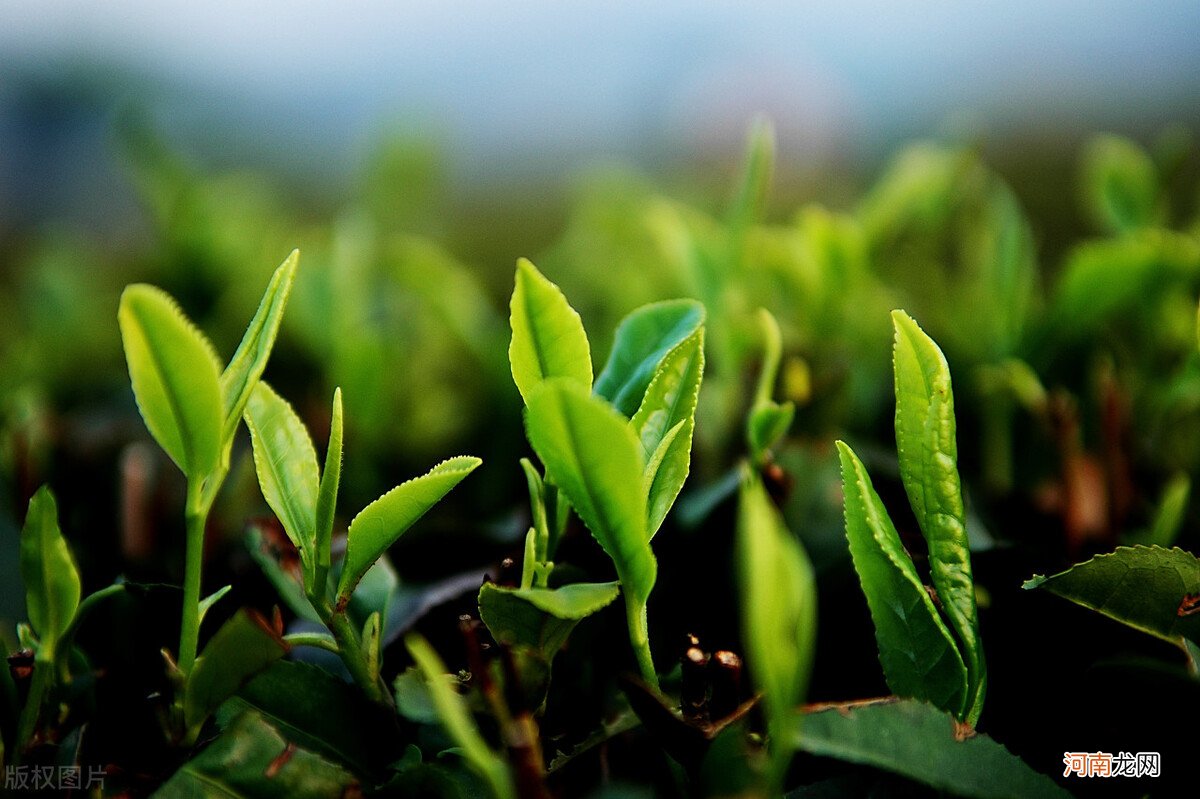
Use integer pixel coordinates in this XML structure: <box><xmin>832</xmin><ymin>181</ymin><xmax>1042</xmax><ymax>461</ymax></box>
<box><xmin>315</xmin><ymin>387</ymin><xmax>344</xmax><ymax>576</ymax></box>
<box><xmin>219</xmin><ymin>250</ymin><xmax>298</xmax><ymax>449</ymax></box>
<box><xmin>337</xmin><ymin>457</ymin><xmax>481</xmax><ymax>606</ymax></box>
<box><xmin>524</xmin><ymin>380</ymin><xmax>655</xmax><ymax>606</ymax></box>
<box><xmin>118</xmin><ymin>284</ymin><xmax>224</xmax><ymax>479</ymax></box>
<box><xmin>796</xmin><ymin>699</ymin><xmax>1070</xmax><ymax>799</ymax></box>
<box><xmin>160</xmin><ymin>709</ymin><xmax>359</xmax><ymax>797</ymax></box>
<box><xmin>836</xmin><ymin>441</ymin><xmax>968</xmax><ymax>718</ymax></box>
<box><xmin>244</xmin><ymin>382</ymin><xmax>319</xmax><ymax>557</ymax></box>
<box><xmin>891</xmin><ymin>310</ymin><xmax>985</xmax><ymax>724</ymax></box>
<box><xmin>20</xmin><ymin>486</ymin><xmax>81</xmax><ymax>653</ymax></box>
<box><xmin>631</xmin><ymin>328</ymin><xmax>705</xmax><ymax>535</ymax></box>
<box><xmin>478</xmin><ymin>581</ymin><xmax>620</xmax><ymax>657</ymax></box>
<box><xmin>737</xmin><ymin>472</ymin><xmax>815</xmax><ymax>790</ymax></box>
<box><xmin>594</xmin><ymin>299</ymin><xmax>706</xmax><ymax>417</ymax></box>
<box><xmin>508</xmin><ymin>258</ymin><xmax>592</xmax><ymax>405</ymax></box>
<box><xmin>1023</xmin><ymin>545</ymin><xmax>1200</xmax><ymax>645</ymax></box>
<box><xmin>185</xmin><ymin>609</ymin><xmax>289</xmax><ymax>730</ymax></box>
<box><xmin>405</xmin><ymin>634</ymin><xmax>515</xmax><ymax>799</ymax></box>
<box><xmin>217</xmin><ymin>660</ymin><xmax>403</xmax><ymax>779</ymax></box>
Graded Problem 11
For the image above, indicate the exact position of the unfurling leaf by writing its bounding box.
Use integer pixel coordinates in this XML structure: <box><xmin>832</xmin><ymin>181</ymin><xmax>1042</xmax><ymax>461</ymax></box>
<box><xmin>337</xmin><ymin>457</ymin><xmax>481</xmax><ymax>606</ymax></box>
<box><xmin>20</xmin><ymin>486</ymin><xmax>81</xmax><ymax>654</ymax></box>
<box><xmin>595</xmin><ymin>299</ymin><xmax>705</xmax><ymax>417</ymax></box>
<box><xmin>119</xmin><ymin>284</ymin><xmax>224</xmax><ymax>479</ymax></box>
<box><xmin>509</xmin><ymin>258</ymin><xmax>592</xmax><ymax>405</ymax></box>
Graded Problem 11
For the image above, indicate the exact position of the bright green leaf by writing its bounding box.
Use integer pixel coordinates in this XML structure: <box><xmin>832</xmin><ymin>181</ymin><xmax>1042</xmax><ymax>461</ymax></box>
<box><xmin>836</xmin><ymin>441</ymin><xmax>968</xmax><ymax>718</ymax></box>
<box><xmin>1023</xmin><ymin>545</ymin><xmax>1200</xmax><ymax>645</ymax></box>
<box><xmin>631</xmin><ymin>328</ymin><xmax>705</xmax><ymax>536</ymax></box>
<box><xmin>891</xmin><ymin>310</ymin><xmax>985</xmax><ymax>724</ymax></box>
<box><xmin>524</xmin><ymin>380</ymin><xmax>655</xmax><ymax>606</ymax></box>
<box><xmin>219</xmin><ymin>250</ymin><xmax>298</xmax><ymax>451</ymax></box>
<box><xmin>405</xmin><ymin>634</ymin><xmax>515</xmax><ymax>799</ymax></box>
<box><xmin>244</xmin><ymin>382</ymin><xmax>319</xmax><ymax>557</ymax></box>
<box><xmin>119</xmin><ymin>284</ymin><xmax>224</xmax><ymax>479</ymax></box>
<box><xmin>20</xmin><ymin>486</ymin><xmax>81</xmax><ymax>653</ymax></box>
<box><xmin>594</xmin><ymin>299</ymin><xmax>706</xmax><ymax>417</ymax></box>
<box><xmin>315</xmin><ymin>387</ymin><xmax>344</xmax><ymax>577</ymax></box>
<box><xmin>508</xmin><ymin>258</ymin><xmax>592</xmax><ymax>405</ymax></box>
<box><xmin>478</xmin><ymin>581</ymin><xmax>620</xmax><ymax>658</ymax></box>
<box><xmin>185</xmin><ymin>609</ymin><xmax>289</xmax><ymax>731</ymax></box>
<box><xmin>337</xmin><ymin>457</ymin><xmax>481</xmax><ymax>606</ymax></box>
<box><xmin>737</xmin><ymin>472</ymin><xmax>815</xmax><ymax>791</ymax></box>
<box><xmin>797</xmin><ymin>700</ymin><xmax>1070</xmax><ymax>799</ymax></box>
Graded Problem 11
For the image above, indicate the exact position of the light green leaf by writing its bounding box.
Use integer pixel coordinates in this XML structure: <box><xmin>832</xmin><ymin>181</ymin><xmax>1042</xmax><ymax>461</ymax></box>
<box><xmin>184</xmin><ymin>609</ymin><xmax>289</xmax><ymax>731</ymax></box>
<box><xmin>478</xmin><ymin>581</ymin><xmax>620</xmax><ymax>658</ymax></box>
<box><xmin>160</xmin><ymin>709</ymin><xmax>359</xmax><ymax>798</ymax></box>
<box><xmin>520</xmin><ymin>457</ymin><xmax>550</xmax><ymax>562</ymax></box>
<box><xmin>836</xmin><ymin>441</ymin><xmax>968</xmax><ymax>718</ymax></box>
<box><xmin>336</xmin><ymin>457</ymin><xmax>481</xmax><ymax>606</ymax></box>
<box><xmin>405</xmin><ymin>634</ymin><xmax>515</xmax><ymax>799</ymax></box>
<box><xmin>244</xmin><ymin>382</ymin><xmax>319</xmax><ymax>558</ymax></box>
<box><xmin>1080</xmin><ymin>133</ymin><xmax>1160</xmax><ymax>233</ymax></box>
<box><xmin>524</xmin><ymin>380</ymin><xmax>655</xmax><ymax>606</ymax></box>
<box><xmin>315</xmin><ymin>387</ymin><xmax>344</xmax><ymax>577</ymax></box>
<box><xmin>119</xmin><ymin>284</ymin><xmax>224</xmax><ymax>479</ymax></box>
<box><xmin>508</xmin><ymin>258</ymin><xmax>592</xmax><ymax>405</ymax></box>
<box><xmin>594</xmin><ymin>299</ymin><xmax>706</xmax><ymax>417</ymax></box>
<box><xmin>198</xmin><ymin>584</ymin><xmax>232</xmax><ymax>628</ymax></box>
<box><xmin>891</xmin><ymin>310</ymin><xmax>985</xmax><ymax>724</ymax></box>
<box><xmin>219</xmin><ymin>250</ymin><xmax>298</xmax><ymax>451</ymax></box>
<box><xmin>747</xmin><ymin>403</ymin><xmax>794</xmax><ymax>462</ymax></box>
<box><xmin>20</xmin><ymin>486</ymin><xmax>81</xmax><ymax>652</ymax></box>
<box><xmin>631</xmin><ymin>328</ymin><xmax>705</xmax><ymax>536</ymax></box>
<box><xmin>737</xmin><ymin>473</ymin><xmax>815</xmax><ymax>791</ymax></box>
<box><xmin>1023</xmin><ymin>545</ymin><xmax>1200</xmax><ymax>645</ymax></box>
<box><xmin>797</xmin><ymin>699</ymin><xmax>1070</xmax><ymax>799</ymax></box>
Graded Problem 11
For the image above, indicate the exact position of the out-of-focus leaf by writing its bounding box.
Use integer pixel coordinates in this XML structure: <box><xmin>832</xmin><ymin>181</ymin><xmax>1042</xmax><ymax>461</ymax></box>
<box><xmin>337</xmin><ymin>456</ymin><xmax>481</xmax><ymax>607</ymax></box>
<box><xmin>118</xmin><ymin>284</ymin><xmax>224</xmax><ymax>479</ymax></box>
<box><xmin>836</xmin><ymin>441</ymin><xmax>968</xmax><ymax>717</ymax></box>
<box><xmin>405</xmin><ymin>634</ymin><xmax>514</xmax><ymax>799</ymax></box>
<box><xmin>747</xmin><ymin>309</ymin><xmax>793</xmax><ymax>463</ymax></box>
<box><xmin>478</xmin><ymin>581</ymin><xmax>620</xmax><ymax>657</ymax></box>
<box><xmin>891</xmin><ymin>310</ymin><xmax>985</xmax><ymax>724</ymax></box>
<box><xmin>185</xmin><ymin>610</ymin><xmax>289</xmax><ymax>730</ymax></box>
<box><xmin>159</xmin><ymin>709</ymin><xmax>359</xmax><ymax>797</ymax></box>
<box><xmin>246</xmin><ymin>524</ymin><xmax>321</xmax><ymax>624</ymax></box>
<box><xmin>594</xmin><ymin>299</ymin><xmax>706</xmax><ymax>417</ymax></box>
<box><xmin>737</xmin><ymin>472</ymin><xmax>815</xmax><ymax>790</ymax></box>
<box><xmin>631</xmin><ymin>328</ymin><xmax>705</xmax><ymax>535</ymax></box>
<box><xmin>509</xmin><ymin>258</ymin><xmax>592</xmax><ymax>405</ymax></box>
<box><xmin>1146</xmin><ymin>473</ymin><xmax>1190</xmax><ymax>548</ymax></box>
<box><xmin>20</xmin><ymin>486</ymin><xmax>81</xmax><ymax>653</ymax></box>
<box><xmin>1081</xmin><ymin>134</ymin><xmax>1161</xmax><ymax>233</ymax></box>
<box><xmin>245</xmin><ymin>382</ymin><xmax>319</xmax><ymax>556</ymax></box>
<box><xmin>796</xmin><ymin>699</ymin><xmax>1070</xmax><ymax>799</ymax></box>
<box><xmin>525</xmin><ymin>381</ymin><xmax>655</xmax><ymax>607</ymax></box>
<box><xmin>1023</xmin><ymin>545</ymin><xmax>1200</xmax><ymax>645</ymax></box>
<box><xmin>219</xmin><ymin>250</ymin><xmax>298</xmax><ymax>449</ymax></box>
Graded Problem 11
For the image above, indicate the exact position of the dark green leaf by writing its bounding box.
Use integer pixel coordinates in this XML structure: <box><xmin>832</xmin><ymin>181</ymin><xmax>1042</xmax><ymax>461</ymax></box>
<box><xmin>337</xmin><ymin>456</ymin><xmax>481</xmax><ymax>606</ymax></box>
<box><xmin>594</xmin><ymin>299</ymin><xmax>706</xmax><ymax>416</ymax></box>
<box><xmin>508</xmin><ymin>258</ymin><xmax>592</xmax><ymax>405</ymax></box>
<box><xmin>159</xmin><ymin>709</ymin><xmax>359</xmax><ymax>797</ymax></box>
<box><xmin>1023</xmin><ymin>545</ymin><xmax>1200</xmax><ymax>645</ymax></box>
<box><xmin>20</xmin><ymin>486</ymin><xmax>81</xmax><ymax>653</ymax></box>
<box><xmin>891</xmin><ymin>310</ymin><xmax>985</xmax><ymax>723</ymax></box>
<box><xmin>119</xmin><ymin>284</ymin><xmax>224</xmax><ymax>479</ymax></box>
<box><xmin>245</xmin><ymin>382</ymin><xmax>319</xmax><ymax>557</ymax></box>
<box><xmin>219</xmin><ymin>250</ymin><xmax>298</xmax><ymax>451</ymax></box>
<box><xmin>525</xmin><ymin>380</ymin><xmax>655</xmax><ymax>607</ymax></box>
<box><xmin>246</xmin><ymin>524</ymin><xmax>321</xmax><ymax>624</ymax></box>
<box><xmin>836</xmin><ymin>441</ymin><xmax>968</xmax><ymax>717</ymax></box>
<box><xmin>797</xmin><ymin>699</ymin><xmax>1070</xmax><ymax>799</ymax></box>
<box><xmin>478</xmin><ymin>581</ymin><xmax>620</xmax><ymax>657</ymax></box>
<box><xmin>737</xmin><ymin>473</ymin><xmax>815</xmax><ymax>790</ymax></box>
<box><xmin>631</xmin><ymin>328</ymin><xmax>705</xmax><ymax>536</ymax></box>
<box><xmin>185</xmin><ymin>609</ymin><xmax>289</xmax><ymax>730</ymax></box>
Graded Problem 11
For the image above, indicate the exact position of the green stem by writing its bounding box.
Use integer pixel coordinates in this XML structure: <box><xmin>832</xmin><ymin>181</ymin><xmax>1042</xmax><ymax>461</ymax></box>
<box><xmin>178</xmin><ymin>483</ymin><xmax>207</xmax><ymax>676</ymax></box>
<box><xmin>15</xmin><ymin>656</ymin><xmax>52</xmax><ymax>758</ymax></box>
<box><xmin>326</xmin><ymin>609</ymin><xmax>392</xmax><ymax>708</ymax></box>
<box><xmin>625</xmin><ymin>597</ymin><xmax>658</xmax><ymax>690</ymax></box>
<box><xmin>284</xmin><ymin>632</ymin><xmax>340</xmax><ymax>653</ymax></box>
